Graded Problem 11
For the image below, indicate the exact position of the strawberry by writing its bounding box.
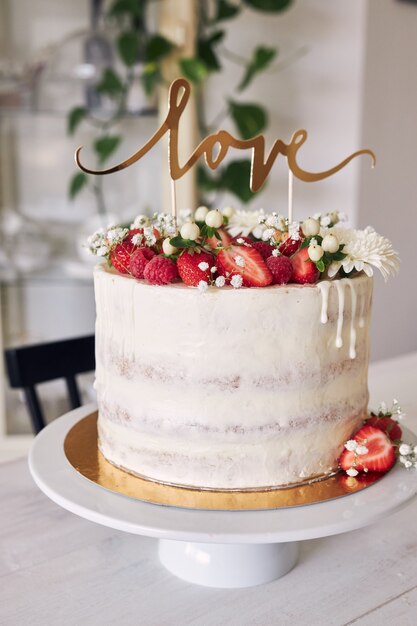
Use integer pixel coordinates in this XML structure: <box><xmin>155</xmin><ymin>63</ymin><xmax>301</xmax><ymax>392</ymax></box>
<box><xmin>338</xmin><ymin>471</ymin><xmax>380</xmax><ymax>492</ymax></box>
<box><xmin>278</xmin><ymin>231</ymin><xmax>302</xmax><ymax>256</ymax></box>
<box><xmin>339</xmin><ymin>425</ymin><xmax>396</xmax><ymax>473</ymax></box>
<box><xmin>366</xmin><ymin>416</ymin><xmax>402</xmax><ymax>442</ymax></box>
<box><xmin>109</xmin><ymin>240</ymin><xmax>135</xmax><ymax>274</ymax></box>
<box><xmin>266</xmin><ymin>255</ymin><xmax>293</xmax><ymax>284</ymax></box>
<box><xmin>206</xmin><ymin>228</ymin><xmax>232</xmax><ymax>250</ymax></box>
<box><xmin>143</xmin><ymin>255</ymin><xmax>178</xmax><ymax>285</ymax></box>
<box><xmin>290</xmin><ymin>247</ymin><xmax>320</xmax><ymax>284</ymax></box>
<box><xmin>130</xmin><ymin>247</ymin><xmax>156</xmax><ymax>279</ymax></box>
<box><xmin>251</xmin><ymin>241</ymin><xmax>275</xmax><ymax>260</ymax></box>
<box><xmin>177</xmin><ymin>250</ymin><xmax>215</xmax><ymax>286</ymax></box>
<box><xmin>216</xmin><ymin>245</ymin><xmax>273</xmax><ymax>287</ymax></box>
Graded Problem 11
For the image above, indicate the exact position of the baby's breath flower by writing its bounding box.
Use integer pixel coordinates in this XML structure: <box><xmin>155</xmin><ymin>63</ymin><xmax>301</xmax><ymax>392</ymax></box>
<box><xmin>345</xmin><ymin>440</ymin><xmax>357</xmax><ymax>452</ymax></box>
<box><xmin>235</xmin><ymin>255</ymin><xmax>245</xmax><ymax>267</ymax></box>
<box><xmin>346</xmin><ymin>468</ymin><xmax>359</xmax><ymax>477</ymax></box>
<box><xmin>198</xmin><ymin>262</ymin><xmax>209</xmax><ymax>271</ymax></box>
<box><xmin>131</xmin><ymin>233</ymin><xmax>144</xmax><ymax>246</ymax></box>
<box><xmin>215</xmin><ymin>275</ymin><xmax>226</xmax><ymax>288</ymax></box>
<box><xmin>197</xmin><ymin>280</ymin><xmax>208</xmax><ymax>293</ymax></box>
<box><xmin>356</xmin><ymin>445</ymin><xmax>369</xmax><ymax>456</ymax></box>
<box><xmin>131</xmin><ymin>214</ymin><xmax>150</xmax><ymax>228</ymax></box>
<box><xmin>230</xmin><ymin>274</ymin><xmax>243</xmax><ymax>289</ymax></box>
<box><xmin>399</xmin><ymin>443</ymin><xmax>412</xmax><ymax>456</ymax></box>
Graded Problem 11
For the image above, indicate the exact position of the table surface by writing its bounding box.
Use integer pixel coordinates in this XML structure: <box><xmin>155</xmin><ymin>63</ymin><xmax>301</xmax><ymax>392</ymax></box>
<box><xmin>1</xmin><ymin>351</ymin><xmax>417</xmax><ymax>626</ymax></box>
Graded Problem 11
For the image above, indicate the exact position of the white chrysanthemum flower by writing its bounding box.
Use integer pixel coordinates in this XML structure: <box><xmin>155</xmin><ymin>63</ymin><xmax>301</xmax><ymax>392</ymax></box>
<box><xmin>197</xmin><ymin>280</ymin><xmax>208</xmax><ymax>293</ymax></box>
<box><xmin>198</xmin><ymin>262</ymin><xmax>209</xmax><ymax>271</ymax></box>
<box><xmin>326</xmin><ymin>226</ymin><xmax>399</xmax><ymax>281</ymax></box>
<box><xmin>215</xmin><ymin>275</ymin><xmax>226</xmax><ymax>288</ymax></box>
<box><xmin>345</xmin><ymin>440</ymin><xmax>357</xmax><ymax>452</ymax></box>
<box><xmin>230</xmin><ymin>274</ymin><xmax>243</xmax><ymax>289</ymax></box>
<box><xmin>346</xmin><ymin>467</ymin><xmax>359</xmax><ymax>477</ymax></box>
<box><xmin>228</xmin><ymin>209</ymin><xmax>266</xmax><ymax>238</ymax></box>
<box><xmin>399</xmin><ymin>443</ymin><xmax>412</xmax><ymax>456</ymax></box>
<box><xmin>235</xmin><ymin>255</ymin><xmax>245</xmax><ymax>267</ymax></box>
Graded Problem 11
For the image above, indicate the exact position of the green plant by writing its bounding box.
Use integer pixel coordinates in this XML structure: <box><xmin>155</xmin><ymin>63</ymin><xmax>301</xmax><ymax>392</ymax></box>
<box><xmin>68</xmin><ymin>0</ymin><xmax>294</xmax><ymax>212</ymax></box>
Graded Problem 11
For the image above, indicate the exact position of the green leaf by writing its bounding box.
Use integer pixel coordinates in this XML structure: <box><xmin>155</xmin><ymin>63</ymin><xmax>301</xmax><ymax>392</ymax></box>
<box><xmin>242</xmin><ymin>0</ymin><xmax>293</xmax><ymax>12</ymax></box>
<box><xmin>229</xmin><ymin>101</ymin><xmax>268</xmax><ymax>139</ymax></box>
<box><xmin>221</xmin><ymin>159</ymin><xmax>256</xmax><ymax>203</ymax></box>
<box><xmin>146</xmin><ymin>35</ymin><xmax>175</xmax><ymax>62</ymax></box>
<box><xmin>141</xmin><ymin>63</ymin><xmax>160</xmax><ymax>96</ymax></box>
<box><xmin>197</xmin><ymin>31</ymin><xmax>225</xmax><ymax>71</ymax></box>
<box><xmin>69</xmin><ymin>172</ymin><xmax>88</xmax><ymax>199</ymax></box>
<box><xmin>197</xmin><ymin>165</ymin><xmax>221</xmax><ymax>193</ymax></box>
<box><xmin>316</xmin><ymin>259</ymin><xmax>325</xmax><ymax>273</ymax></box>
<box><xmin>215</xmin><ymin>0</ymin><xmax>241</xmax><ymax>21</ymax></box>
<box><xmin>108</xmin><ymin>0</ymin><xmax>143</xmax><ymax>18</ymax></box>
<box><xmin>67</xmin><ymin>107</ymin><xmax>87</xmax><ymax>135</ymax></box>
<box><xmin>238</xmin><ymin>46</ymin><xmax>276</xmax><ymax>92</ymax></box>
<box><xmin>94</xmin><ymin>135</ymin><xmax>122</xmax><ymax>165</ymax></box>
<box><xmin>96</xmin><ymin>68</ymin><xmax>124</xmax><ymax>97</ymax></box>
<box><xmin>179</xmin><ymin>57</ymin><xmax>209</xmax><ymax>84</ymax></box>
<box><xmin>117</xmin><ymin>31</ymin><xmax>139</xmax><ymax>67</ymax></box>
<box><xmin>169</xmin><ymin>236</ymin><xmax>197</xmax><ymax>249</ymax></box>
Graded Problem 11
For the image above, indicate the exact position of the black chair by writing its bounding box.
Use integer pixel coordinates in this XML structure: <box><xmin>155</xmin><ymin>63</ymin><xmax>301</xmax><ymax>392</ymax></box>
<box><xmin>4</xmin><ymin>335</ymin><xmax>95</xmax><ymax>434</ymax></box>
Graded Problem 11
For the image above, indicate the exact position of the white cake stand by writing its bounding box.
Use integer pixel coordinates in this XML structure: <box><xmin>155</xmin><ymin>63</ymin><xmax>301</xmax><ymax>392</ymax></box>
<box><xmin>29</xmin><ymin>405</ymin><xmax>417</xmax><ymax>589</ymax></box>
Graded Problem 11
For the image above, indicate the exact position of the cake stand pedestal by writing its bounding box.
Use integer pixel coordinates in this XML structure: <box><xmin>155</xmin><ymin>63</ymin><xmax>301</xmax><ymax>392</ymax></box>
<box><xmin>29</xmin><ymin>406</ymin><xmax>417</xmax><ymax>589</ymax></box>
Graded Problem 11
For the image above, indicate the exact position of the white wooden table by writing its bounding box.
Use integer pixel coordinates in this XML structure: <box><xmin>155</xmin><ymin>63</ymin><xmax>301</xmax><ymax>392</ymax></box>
<box><xmin>1</xmin><ymin>352</ymin><xmax>417</xmax><ymax>626</ymax></box>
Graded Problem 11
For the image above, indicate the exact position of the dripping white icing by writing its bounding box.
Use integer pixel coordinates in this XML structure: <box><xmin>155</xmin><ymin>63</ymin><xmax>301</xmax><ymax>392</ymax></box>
<box><xmin>317</xmin><ymin>278</ymin><xmax>359</xmax><ymax>358</ymax></box>
<box><xmin>345</xmin><ymin>281</ymin><xmax>357</xmax><ymax>359</ymax></box>
<box><xmin>317</xmin><ymin>281</ymin><xmax>331</xmax><ymax>324</ymax></box>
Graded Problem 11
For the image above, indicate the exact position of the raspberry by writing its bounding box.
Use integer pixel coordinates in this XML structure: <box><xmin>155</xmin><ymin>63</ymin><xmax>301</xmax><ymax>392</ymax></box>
<box><xmin>143</xmin><ymin>255</ymin><xmax>178</xmax><ymax>285</ymax></box>
<box><xmin>251</xmin><ymin>241</ymin><xmax>274</xmax><ymax>260</ymax></box>
<box><xmin>130</xmin><ymin>247</ymin><xmax>156</xmax><ymax>279</ymax></box>
<box><xmin>266</xmin><ymin>255</ymin><xmax>293</xmax><ymax>285</ymax></box>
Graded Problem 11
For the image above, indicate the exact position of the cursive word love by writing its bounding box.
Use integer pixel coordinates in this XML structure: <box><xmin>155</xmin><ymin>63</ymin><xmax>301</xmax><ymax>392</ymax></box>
<box><xmin>75</xmin><ymin>78</ymin><xmax>375</xmax><ymax>191</ymax></box>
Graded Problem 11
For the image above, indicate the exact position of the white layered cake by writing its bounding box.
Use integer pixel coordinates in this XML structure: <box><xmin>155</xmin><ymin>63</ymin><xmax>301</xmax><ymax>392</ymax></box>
<box><xmin>95</xmin><ymin>264</ymin><xmax>373</xmax><ymax>489</ymax></box>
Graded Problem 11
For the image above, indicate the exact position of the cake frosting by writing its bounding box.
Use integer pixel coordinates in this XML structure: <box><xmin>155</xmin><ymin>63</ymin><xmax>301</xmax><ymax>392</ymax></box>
<box><xmin>95</xmin><ymin>263</ymin><xmax>373</xmax><ymax>489</ymax></box>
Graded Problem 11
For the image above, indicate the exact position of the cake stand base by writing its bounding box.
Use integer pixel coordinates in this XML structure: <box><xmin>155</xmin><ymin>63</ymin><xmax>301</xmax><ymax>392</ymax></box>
<box><xmin>29</xmin><ymin>406</ymin><xmax>417</xmax><ymax>589</ymax></box>
<box><xmin>158</xmin><ymin>539</ymin><xmax>299</xmax><ymax>588</ymax></box>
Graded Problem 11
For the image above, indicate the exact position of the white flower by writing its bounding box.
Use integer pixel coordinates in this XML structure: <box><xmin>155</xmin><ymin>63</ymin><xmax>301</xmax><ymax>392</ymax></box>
<box><xmin>131</xmin><ymin>233</ymin><xmax>144</xmax><ymax>246</ymax></box>
<box><xmin>378</xmin><ymin>401</ymin><xmax>388</xmax><ymax>414</ymax></box>
<box><xmin>215</xmin><ymin>275</ymin><xmax>226</xmax><ymax>288</ymax></box>
<box><xmin>143</xmin><ymin>226</ymin><xmax>156</xmax><ymax>246</ymax></box>
<box><xmin>197</xmin><ymin>280</ymin><xmax>208</xmax><ymax>293</ymax></box>
<box><xmin>235</xmin><ymin>255</ymin><xmax>245</xmax><ymax>267</ymax></box>
<box><xmin>413</xmin><ymin>445</ymin><xmax>417</xmax><ymax>456</ymax></box>
<box><xmin>265</xmin><ymin>212</ymin><xmax>286</xmax><ymax>230</ymax></box>
<box><xmin>272</xmin><ymin>249</ymin><xmax>280</xmax><ymax>257</ymax></box>
<box><xmin>178</xmin><ymin>208</ymin><xmax>193</xmax><ymax>225</ymax></box>
<box><xmin>96</xmin><ymin>246</ymin><xmax>109</xmax><ymax>257</ymax></box>
<box><xmin>326</xmin><ymin>226</ymin><xmax>399</xmax><ymax>281</ymax></box>
<box><xmin>399</xmin><ymin>443</ymin><xmax>412</xmax><ymax>456</ymax></box>
<box><xmin>288</xmin><ymin>221</ymin><xmax>301</xmax><ymax>240</ymax></box>
<box><xmin>153</xmin><ymin>212</ymin><xmax>177</xmax><ymax>237</ymax></box>
<box><xmin>346</xmin><ymin>468</ymin><xmax>359</xmax><ymax>477</ymax></box>
<box><xmin>230</xmin><ymin>274</ymin><xmax>243</xmax><ymax>289</ymax></box>
<box><xmin>211</xmin><ymin>266</ymin><xmax>217</xmax><ymax>273</ymax></box>
<box><xmin>356</xmin><ymin>445</ymin><xmax>369</xmax><ymax>456</ymax></box>
<box><xmin>106</xmin><ymin>227</ymin><xmax>128</xmax><ymax>244</ymax></box>
<box><xmin>131</xmin><ymin>214</ymin><xmax>149</xmax><ymax>229</ymax></box>
<box><xmin>405</xmin><ymin>460</ymin><xmax>413</xmax><ymax>469</ymax></box>
<box><xmin>262</xmin><ymin>228</ymin><xmax>275</xmax><ymax>241</ymax></box>
<box><xmin>228</xmin><ymin>209</ymin><xmax>266</xmax><ymax>238</ymax></box>
<box><xmin>236</xmin><ymin>238</ymin><xmax>245</xmax><ymax>244</ymax></box>
<box><xmin>198</xmin><ymin>262</ymin><xmax>209</xmax><ymax>271</ymax></box>
<box><xmin>345</xmin><ymin>440</ymin><xmax>358</xmax><ymax>452</ymax></box>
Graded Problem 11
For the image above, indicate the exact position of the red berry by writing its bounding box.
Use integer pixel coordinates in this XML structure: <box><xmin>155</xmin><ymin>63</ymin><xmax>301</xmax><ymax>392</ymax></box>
<box><xmin>216</xmin><ymin>245</ymin><xmax>272</xmax><ymax>288</ymax></box>
<box><xmin>366</xmin><ymin>416</ymin><xmax>402</xmax><ymax>442</ymax></box>
<box><xmin>290</xmin><ymin>247</ymin><xmax>320</xmax><ymax>284</ymax></box>
<box><xmin>266</xmin><ymin>255</ymin><xmax>293</xmax><ymax>285</ymax></box>
<box><xmin>279</xmin><ymin>231</ymin><xmax>302</xmax><ymax>256</ymax></box>
<box><xmin>339</xmin><ymin>425</ymin><xmax>396</xmax><ymax>473</ymax></box>
<box><xmin>251</xmin><ymin>241</ymin><xmax>275</xmax><ymax>260</ymax></box>
<box><xmin>338</xmin><ymin>471</ymin><xmax>381</xmax><ymax>492</ymax></box>
<box><xmin>143</xmin><ymin>255</ymin><xmax>178</xmax><ymax>285</ymax></box>
<box><xmin>125</xmin><ymin>228</ymin><xmax>143</xmax><ymax>245</ymax></box>
<box><xmin>130</xmin><ymin>247</ymin><xmax>156</xmax><ymax>279</ymax></box>
<box><xmin>109</xmin><ymin>240</ymin><xmax>135</xmax><ymax>274</ymax></box>
<box><xmin>206</xmin><ymin>228</ymin><xmax>233</xmax><ymax>250</ymax></box>
<box><xmin>177</xmin><ymin>250</ymin><xmax>215</xmax><ymax>286</ymax></box>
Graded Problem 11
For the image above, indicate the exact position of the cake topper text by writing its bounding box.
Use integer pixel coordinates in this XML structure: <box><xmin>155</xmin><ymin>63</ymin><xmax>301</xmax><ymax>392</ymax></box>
<box><xmin>75</xmin><ymin>78</ymin><xmax>375</xmax><ymax>192</ymax></box>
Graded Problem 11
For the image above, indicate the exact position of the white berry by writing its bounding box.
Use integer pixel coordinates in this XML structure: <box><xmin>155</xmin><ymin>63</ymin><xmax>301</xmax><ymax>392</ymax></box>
<box><xmin>222</xmin><ymin>206</ymin><xmax>235</xmax><ymax>219</ymax></box>
<box><xmin>308</xmin><ymin>244</ymin><xmax>324</xmax><ymax>262</ymax></box>
<box><xmin>162</xmin><ymin>238</ymin><xmax>178</xmax><ymax>256</ymax></box>
<box><xmin>194</xmin><ymin>206</ymin><xmax>209</xmax><ymax>222</ymax></box>
<box><xmin>205</xmin><ymin>209</ymin><xmax>224</xmax><ymax>229</ymax></box>
<box><xmin>321</xmin><ymin>233</ymin><xmax>339</xmax><ymax>253</ymax></box>
<box><xmin>302</xmin><ymin>217</ymin><xmax>320</xmax><ymax>237</ymax></box>
<box><xmin>180</xmin><ymin>222</ymin><xmax>200</xmax><ymax>241</ymax></box>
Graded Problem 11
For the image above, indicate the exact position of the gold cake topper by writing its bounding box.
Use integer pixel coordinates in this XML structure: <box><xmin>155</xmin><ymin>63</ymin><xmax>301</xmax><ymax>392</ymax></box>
<box><xmin>75</xmin><ymin>78</ymin><xmax>375</xmax><ymax>192</ymax></box>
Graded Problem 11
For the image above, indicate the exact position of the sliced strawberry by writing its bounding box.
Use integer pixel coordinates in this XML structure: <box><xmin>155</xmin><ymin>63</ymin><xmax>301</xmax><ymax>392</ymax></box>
<box><xmin>232</xmin><ymin>235</ymin><xmax>253</xmax><ymax>245</ymax></box>
<box><xmin>290</xmin><ymin>247</ymin><xmax>320</xmax><ymax>284</ymax></box>
<box><xmin>278</xmin><ymin>230</ymin><xmax>302</xmax><ymax>256</ymax></box>
<box><xmin>338</xmin><ymin>471</ymin><xmax>381</xmax><ymax>492</ymax></box>
<box><xmin>206</xmin><ymin>228</ymin><xmax>232</xmax><ymax>250</ymax></box>
<box><xmin>177</xmin><ymin>250</ymin><xmax>215</xmax><ymax>286</ymax></box>
<box><xmin>339</xmin><ymin>425</ymin><xmax>396</xmax><ymax>473</ymax></box>
<box><xmin>109</xmin><ymin>240</ymin><xmax>135</xmax><ymax>274</ymax></box>
<box><xmin>216</xmin><ymin>245</ymin><xmax>273</xmax><ymax>287</ymax></box>
<box><xmin>366</xmin><ymin>416</ymin><xmax>402</xmax><ymax>442</ymax></box>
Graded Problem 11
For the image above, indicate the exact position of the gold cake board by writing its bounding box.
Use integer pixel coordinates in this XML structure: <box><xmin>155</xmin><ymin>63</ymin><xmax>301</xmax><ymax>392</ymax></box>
<box><xmin>64</xmin><ymin>412</ymin><xmax>385</xmax><ymax>511</ymax></box>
